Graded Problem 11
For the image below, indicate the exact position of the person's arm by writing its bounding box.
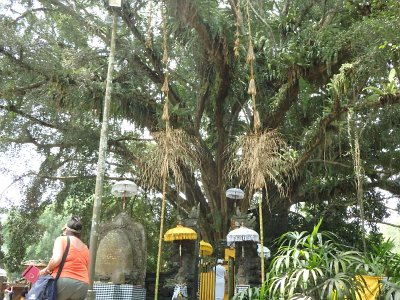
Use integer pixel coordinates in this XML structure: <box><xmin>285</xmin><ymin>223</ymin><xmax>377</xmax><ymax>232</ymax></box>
<box><xmin>39</xmin><ymin>236</ymin><xmax>65</xmax><ymax>275</ymax></box>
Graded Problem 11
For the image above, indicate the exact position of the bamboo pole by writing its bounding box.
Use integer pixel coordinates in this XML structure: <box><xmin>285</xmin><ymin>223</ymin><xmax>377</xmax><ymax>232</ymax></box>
<box><xmin>154</xmin><ymin>171</ymin><xmax>168</xmax><ymax>300</ymax></box>
<box><xmin>86</xmin><ymin>10</ymin><xmax>117</xmax><ymax>300</ymax></box>
<box><xmin>258</xmin><ymin>190</ymin><xmax>265</xmax><ymax>283</ymax></box>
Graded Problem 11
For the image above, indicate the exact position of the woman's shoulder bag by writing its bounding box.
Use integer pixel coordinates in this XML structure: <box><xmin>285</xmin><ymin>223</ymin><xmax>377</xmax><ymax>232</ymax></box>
<box><xmin>26</xmin><ymin>236</ymin><xmax>70</xmax><ymax>300</ymax></box>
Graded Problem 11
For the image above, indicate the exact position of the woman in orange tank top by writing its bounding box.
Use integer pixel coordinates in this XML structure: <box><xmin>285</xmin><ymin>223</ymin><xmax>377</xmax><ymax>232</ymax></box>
<box><xmin>39</xmin><ymin>216</ymin><xmax>89</xmax><ymax>300</ymax></box>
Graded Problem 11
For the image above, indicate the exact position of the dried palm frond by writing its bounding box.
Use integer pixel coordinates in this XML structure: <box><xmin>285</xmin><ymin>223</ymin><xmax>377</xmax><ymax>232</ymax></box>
<box><xmin>162</xmin><ymin>47</ymin><xmax>169</xmax><ymax>65</ymax></box>
<box><xmin>161</xmin><ymin>101</ymin><xmax>169</xmax><ymax>121</ymax></box>
<box><xmin>225</xmin><ymin>128</ymin><xmax>296</xmax><ymax>285</ymax></box>
<box><xmin>226</xmin><ymin>129</ymin><xmax>296</xmax><ymax>196</ymax></box>
<box><xmin>233</xmin><ymin>1</ymin><xmax>241</xmax><ymax>57</ymax></box>
<box><xmin>142</xmin><ymin>128</ymin><xmax>199</xmax><ymax>192</ymax></box>
<box><xmin>246</xmin><ymin>41</ymin><xmax>255</xmax><ymax>64</ymax></box>
<box><xmin>161</xmin><ymin>76</ymin><xmax>169</xmax><ymax>93</ymax></box>
<box><xmin>247</xmin><ymin>77</ymin><xmax>257</xmax><ymax>96</ymax></box>
<box><xmin>234</xmin><ymin>36</ymin><xmax>240</xmax><ymax>57</ymax></box>
<box><xmin>253</xmin><ymin>109</ymin><xmax>261</xmax><ymax>131</ymax></box>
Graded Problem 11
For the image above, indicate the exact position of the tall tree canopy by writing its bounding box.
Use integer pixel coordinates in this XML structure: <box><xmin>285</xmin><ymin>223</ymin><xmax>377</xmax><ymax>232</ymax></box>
<box><xmin>1</xmin><ymin>0</ymin><xmax>399</xmax><ymax>252</ymax></box>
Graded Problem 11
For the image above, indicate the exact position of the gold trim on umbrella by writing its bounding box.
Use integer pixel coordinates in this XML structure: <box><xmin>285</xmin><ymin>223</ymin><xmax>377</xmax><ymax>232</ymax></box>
<box><xmin>164</xmin><ymin>224</ymin><xmax>197</xmax><ymax>241</ymax></box>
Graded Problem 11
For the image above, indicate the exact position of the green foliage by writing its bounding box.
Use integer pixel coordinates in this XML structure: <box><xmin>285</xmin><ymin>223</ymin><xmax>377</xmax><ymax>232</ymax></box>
<box><xmin>266</xmin><ymin>220</ymin><xmax>364</xmax><ymax>299</ymax></box>
<box><xmin>380</xmin><ymin>224</ymin><xmax>400</xmax><ymax>254</ymax></box>
<box><xmin>233</xmin><ymin>221</ymin><xmax>400</xmax><ymax>299</ymax></box>
<box><xmin>24</xmin><ymin>207</ymin><xmax>69</xmax><ymax>262</ymax></box>
<box><xmin>364</xmin><ymin>239</ymin><xmax>400</xmax><ymax>299</ymax></box>
<box><xmin>0</xmin><ymin>0</ymin><xmax>399</xmax><ymax>252</ymax></box>
<box><xmin>364</xmin><ymin>69</ymin><xmax>399</xmax><ymax>100</ymax></box>
<box><xmin>1</xmin><ymin>188</ymin><xmax>171</xmax><ymax>276</ymax></box>
<box><xmin>2</xmin><ymin>209</ymin><xmax>42</xmax><ymax>276</ymax></box>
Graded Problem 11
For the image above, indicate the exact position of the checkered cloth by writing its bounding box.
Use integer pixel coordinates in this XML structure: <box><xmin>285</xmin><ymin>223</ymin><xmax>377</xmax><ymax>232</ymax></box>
<box><xmin>94</xmin><ymin>283</ymin><xmax>146</xmax><ymax>300</ymax></box>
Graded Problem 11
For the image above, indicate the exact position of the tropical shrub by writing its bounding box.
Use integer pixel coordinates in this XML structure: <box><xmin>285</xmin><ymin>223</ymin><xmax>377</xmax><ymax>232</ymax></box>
<box><xmin>266</xmin><ymin>219</ymin><xmax>365</xmax><ymax>299</ymax></box>
<box><xmin>364</xmin><ymin>239</ymin><xmax>400</xmax><ymax>300</ymax></box>
<box><xmin>233</xmin><ymin>221</ymin><xmax>400</xmax><ymax>299</ymax></box>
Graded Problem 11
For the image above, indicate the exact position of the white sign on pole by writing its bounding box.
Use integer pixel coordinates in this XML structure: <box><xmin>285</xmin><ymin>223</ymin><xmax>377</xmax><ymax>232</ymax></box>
<box><xmin>109</xmin><ymin>0</ymin><xmax>121</xmax><ymax>7</ymax></box>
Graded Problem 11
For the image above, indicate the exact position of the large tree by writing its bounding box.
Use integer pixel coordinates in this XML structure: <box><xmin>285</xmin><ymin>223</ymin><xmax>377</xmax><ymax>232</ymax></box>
<box><xmin>0</xmin><ymin>0</ymin><xmax>399</xmax><ymax>250</ymax></box>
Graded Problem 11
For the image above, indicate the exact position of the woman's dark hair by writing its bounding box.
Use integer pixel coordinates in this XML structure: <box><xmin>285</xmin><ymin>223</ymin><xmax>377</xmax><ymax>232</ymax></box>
<box><xmin>65</xmin><ymin>216</ymin><xmax>83</xmax><ymax>237</ymax></box>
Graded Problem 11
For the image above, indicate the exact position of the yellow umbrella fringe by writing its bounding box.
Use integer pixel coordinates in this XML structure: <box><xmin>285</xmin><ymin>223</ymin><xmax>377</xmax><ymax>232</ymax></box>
<box><xmin>164</xmin><ymin>224</ymin><xmax>197</xmax><ymax>241</ymax></box>
<box><xmin>164</xmin><ymin>233</ymin><xmax>197</xmax><ymax>241</ymax></box>
<box><xmin>200</xmin><ymin>240</ymin><xmax>213</xmax><ymax>256</ymax></box>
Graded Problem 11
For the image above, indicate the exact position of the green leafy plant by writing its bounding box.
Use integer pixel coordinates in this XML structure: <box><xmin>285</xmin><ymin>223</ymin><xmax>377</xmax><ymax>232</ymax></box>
<box><xmin>232</xmin><ymin>222</ymin><xmax>400</xmax><ymax>299</ymax></box>
<box><xmin>364</xmin><ymin>68</ymin><xmax>399</xmax><ymax>100</ymax></box>
<box><xmin>364</xmin><ymin>239</ymin><xmax>400</xmax><ymax>299</ymax></box>
<box><xmin>266</xmin><ymin>219</ymin><xmax>365</xmax><ymax>299</ymax></box>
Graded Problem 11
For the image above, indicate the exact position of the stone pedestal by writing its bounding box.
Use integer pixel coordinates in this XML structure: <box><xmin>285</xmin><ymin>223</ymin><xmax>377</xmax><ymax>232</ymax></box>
<box><xmin>235</xmin><ymin>242</ymin><xmax>261</xmax><ymax>286</ymax></box>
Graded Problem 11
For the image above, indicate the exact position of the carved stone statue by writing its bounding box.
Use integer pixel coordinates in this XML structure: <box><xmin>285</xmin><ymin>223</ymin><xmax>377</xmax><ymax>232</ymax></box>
<box><xmin>95</xmin><ymin>212</ymin><xmax>147</xmax><ymax>285</ymax></box>
<box><xmin>230</xmin><ymin>211</ymin><xmax>257</xmax><ymax>230</ymax></box>
<box><xmin>188</xmin><ymin>203</ymin><xmax>200</xmax><ymax>219</ymax></box>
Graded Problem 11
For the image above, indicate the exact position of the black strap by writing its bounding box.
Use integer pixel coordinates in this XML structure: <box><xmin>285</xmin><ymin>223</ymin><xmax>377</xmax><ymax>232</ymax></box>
<box><xmin>55</xmin><ymin>236</ymin><xmax>70</xmax><ymax>280</ymax></box>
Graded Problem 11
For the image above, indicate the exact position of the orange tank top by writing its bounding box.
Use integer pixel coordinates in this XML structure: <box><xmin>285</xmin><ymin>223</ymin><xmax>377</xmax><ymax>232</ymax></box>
<box><xmin>52</xmin><ymin>236</ymin><xmax>90</xmax><ymax>284</ymax></box>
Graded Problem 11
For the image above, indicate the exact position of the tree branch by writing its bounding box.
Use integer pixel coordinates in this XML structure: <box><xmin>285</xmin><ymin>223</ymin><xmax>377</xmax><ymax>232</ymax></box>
<box><xmin>296</xmin><ymin>93</ymin><xmax>400</xmax><ymax>169</ymax></box>
<box><xmin>0</xmin><ymin>81</ymin><xmax>48</xmax><ymax>98</ymax></box>
<box><xmin>0</xmin><ymin>104</ymin><xmax>63</xmax><ymax>130</ymax></box>
<box><xmin>366</xmin><ymin>218</ymin><xmax>400</xmax><ymax>229</ymax></box>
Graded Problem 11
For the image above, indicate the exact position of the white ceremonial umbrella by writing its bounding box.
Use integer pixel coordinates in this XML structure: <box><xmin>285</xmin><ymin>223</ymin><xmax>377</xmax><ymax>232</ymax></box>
<box><xmin>227</xmin><ymin>225</ymin><xmax>259</xmax><ymax>257</ymax></box>
<box><xmin>226</xmin><ymin>225</ymin><xmax>259</xmax><ymax>246</ymax></box>
<box><xmin>257</xmin><ymin>243</ymin><xmax>271</xmax><ymax>259</ymax></box>
<box><xmin>225</xmin><ymin>188</ymin><xmax>245</xmax><ymax>199</ymax></box>
<box><xmin>111</xmin><ymin>180</ymin><xmax>138</xmax><ymax>210</ymax></box>
<box><xmin>226</xmin><ymin>187</ymin><xmax>244</xmax><ymax>212</ymax></box>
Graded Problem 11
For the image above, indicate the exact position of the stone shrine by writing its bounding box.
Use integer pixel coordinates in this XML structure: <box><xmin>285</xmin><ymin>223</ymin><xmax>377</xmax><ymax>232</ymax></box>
<box><xmin>95</xmin><ymin>212</ymin><xmax>147</xmax><ymax>285</ymax></box>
